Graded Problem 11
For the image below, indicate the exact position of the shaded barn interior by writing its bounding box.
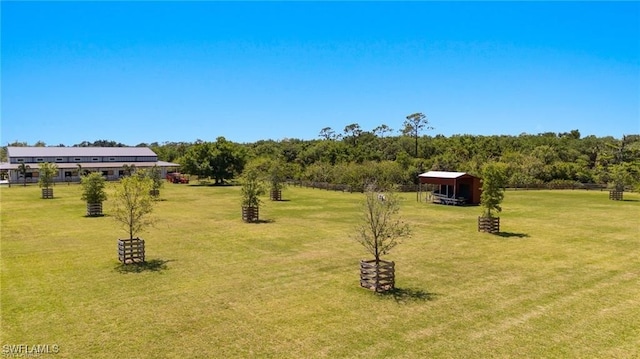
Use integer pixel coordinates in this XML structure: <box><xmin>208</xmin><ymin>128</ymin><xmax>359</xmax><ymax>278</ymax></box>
<box><xmin>418</xmin><ymin>171</ymin><xmax>482</xmax><ymax>205</ymax></box>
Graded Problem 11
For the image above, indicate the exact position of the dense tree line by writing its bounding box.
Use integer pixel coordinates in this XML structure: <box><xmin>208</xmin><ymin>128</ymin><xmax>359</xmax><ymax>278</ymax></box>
<box><xmin>3</xmin><ymin>125</ymin><xmax>639</xmax><ymax>191</ymax></box>
<box><xmin>179</xmin><ymin>128</ymin><xmax>640</xmax><ymax>190</ymax></box>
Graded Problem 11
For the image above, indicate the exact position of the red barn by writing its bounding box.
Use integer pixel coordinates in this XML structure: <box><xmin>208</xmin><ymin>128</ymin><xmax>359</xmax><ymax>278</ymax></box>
<box><xmin>418</xmin><ymin>171</ymin><xmax>482</xmax><ymax>205</ymax></box>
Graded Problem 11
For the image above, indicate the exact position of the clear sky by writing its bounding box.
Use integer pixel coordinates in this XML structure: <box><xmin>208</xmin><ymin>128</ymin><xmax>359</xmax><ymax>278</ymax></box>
<box><xmin>1</xmin><ymin>1</ymin><xmax>638</xmax><ymax>146</ymax></box>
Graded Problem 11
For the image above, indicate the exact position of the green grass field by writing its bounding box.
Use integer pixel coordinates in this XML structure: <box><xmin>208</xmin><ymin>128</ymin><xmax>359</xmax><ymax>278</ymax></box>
<box><xmin>1</xmin><ymin>183</ymin><xmax>639</xmax><ymax>358</ymax></box>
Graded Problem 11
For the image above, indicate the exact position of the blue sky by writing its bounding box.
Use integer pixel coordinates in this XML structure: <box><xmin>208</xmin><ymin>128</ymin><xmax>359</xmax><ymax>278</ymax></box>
<box><xmin>2</xmin><ymin>1</ymin><xmax>638</xmax><ymax>146</ymax></box>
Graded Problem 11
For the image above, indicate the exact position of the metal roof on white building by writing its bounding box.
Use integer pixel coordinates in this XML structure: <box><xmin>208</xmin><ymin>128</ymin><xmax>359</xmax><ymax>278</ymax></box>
<box><xmin>418</xmin><ymin>171</ymin><xmax>469</xmax><ymax>179</ymax></box>
<box><xmin>1</xmin><ymin>147</ymin><xmax>179</xmax><ymax>171</ymax></box>
<box><xmin>0</xmin><ymin>161</ymin><xmax>180</xmax><ymax>170</ymax></box>
<box><xmin>7</xmin><ymin>146</ymin><xmax>156</xmax><ymax>157</ymax></box>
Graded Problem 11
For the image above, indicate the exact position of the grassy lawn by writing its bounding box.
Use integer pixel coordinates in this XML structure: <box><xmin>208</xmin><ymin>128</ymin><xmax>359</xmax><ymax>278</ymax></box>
<box><xmin>1</xmin><ymin>183</ymin><xmax>639</xmax><ymax>358</ymax></box>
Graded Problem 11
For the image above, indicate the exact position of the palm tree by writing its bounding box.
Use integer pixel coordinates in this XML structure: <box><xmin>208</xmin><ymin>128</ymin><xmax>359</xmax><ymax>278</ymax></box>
<box><xmin>76</xmin><ymin>163</ymin><xmax>84</xmax><ymax>178</ymax></box>
<box><xmin>17</xmin><ymin>163</ymin><xmax>30</xmax><ymax>187</ymax></box>
<box><xmin>122</xmin><ymin>164</ymin><xmax>136</xmax><ymax>177</ymax></box>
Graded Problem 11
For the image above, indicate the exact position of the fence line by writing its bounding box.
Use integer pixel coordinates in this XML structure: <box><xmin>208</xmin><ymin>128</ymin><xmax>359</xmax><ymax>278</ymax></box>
<box><xmin>288</xmin><ymin>180</ymin><xmax>611</xmax><ymax>193</ymax></box>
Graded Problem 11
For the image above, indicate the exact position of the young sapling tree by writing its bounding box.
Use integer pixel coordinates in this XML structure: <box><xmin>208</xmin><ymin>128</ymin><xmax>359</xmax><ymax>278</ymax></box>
<box><xmin>480</xmin><ymin>163</ymin><xmax>506</xmax><ymax>218</ymax></box>
<box><xmin>112</xmin><ymin>174</ymin><xmax>155</xmax><ymax>240</ymax></box>
<box><xmin>240</xmin><ymin>166</ymin><xmax>265</xmax><ymax>222</ymax></box>
<box><xmin>81</xmin><ymin>172</ymin><xmax>107</xmax><ymax>216</ymax></box>
<box><xmin>609</xmin><ymin>163</ymin><xmax>632</xmax><ymax>192</ymax></box>
<box><xmin>354</xmin><ymin>183</ymin><xmax>410</xmax><ymax>292</ymax></box>
<box><xmin>607</xmin><ymin>163</ymin><xmax>638</xmax><ymax>200</ymax></box>
<box><xmin>265</xmin><ymin>158</ymin><xmax>289</xmax><ymax>200</ymax></box>
<box><xmin>355</xmin><ymin>183</ymin><xmax>411</xmax><ymax>264</ymax></box>
<box><xmin>38</xmin><ymin>162</ymin><xmax>58</xmax><ymax>198</ymax></box>
<box><xmin>38</xmin><ymin>162</ymin><xmax>58</xmax><ymax>188</ymax></box>
<box><xmin>479</xmin><ymin>163</ymin><xmax>506</xmax><ymax>233</ymax></box>
<box><xmin>148</xmin><ymin>165</ymin><xmax>164</xmax><ymax>198</ymax></box>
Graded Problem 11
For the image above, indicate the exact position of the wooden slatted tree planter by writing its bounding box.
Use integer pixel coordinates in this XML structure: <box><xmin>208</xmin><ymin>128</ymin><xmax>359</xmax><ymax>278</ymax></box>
<box><xmin>270</xmin><ymin>189</ymin><xmax>282</xmax><ymax>201</ymax></box>
<box><xmin>478</xmin><ymin>216</ymin><xmax>500</xmax><ymax>233</ymax></box>
<box><xmin>609</xmin><ymin>190</ymin><xmax>623</xmax><ymax>201</ymax></box>
<box><xmin>86</xmin><ymin>202</ymin><xmax>103</xmax><ymax>216</ymax></box>
<box><xmin>41</xmin><ymin>188</ymin><xmax>54</xmax><ymax>199</ymax></box>
<box><xmin>38</xmin><ymin>162</ymin><xmax>58</xmax><ymax>199</ymax></box>
<box><xmin>81</xmin><ymin>172</ymin><xmax>107</xmax><ymax>217</ymax></box>
<box><xmin>118</xmin><ymin>238</ymin><xmax>145</xmax><ymax>264</ymax></box>
<box><xmin>478</xmin><ymin>163</ymin><xmax>505</xmax><ymax>235</ymax></box>
<box><xmin>360</xmin><ymin>260</ymin><xmax>395</xmax><ymax>293</ymax></box>
<box><xmin>240</xmin><ymin>167</ymin><xmax>264</xmax><ymax>223</ymax></box>
<box><xmin>242</xmin><ymin>206</ymin><xmax>259</xmax><ymax>223</ymax></box>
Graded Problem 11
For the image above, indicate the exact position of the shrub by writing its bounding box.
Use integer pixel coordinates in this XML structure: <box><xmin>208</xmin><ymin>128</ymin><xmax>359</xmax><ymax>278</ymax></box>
<box><xmin>80</xmin><ymin>172</ymin><xmax>107</xmax><ymax>204</ymax></box>
<box><xmin>38</xmin><ymin>162</ymin><xmax>58</xmax><ymax>189</ymax></box>
<box><xmin>240</xmin><ymin>167</ymin><xmax>265</xmax><ymax>208</ymax></box>
<box><xmin>480</xmin><ymin>163</ymin><xmax>506</xmax><ymax>218</ymax></box>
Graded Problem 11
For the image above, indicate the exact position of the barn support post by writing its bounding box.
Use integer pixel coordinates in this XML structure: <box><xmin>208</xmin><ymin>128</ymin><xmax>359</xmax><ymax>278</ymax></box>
<box><xmin>454</xmin><ymin>178</ymin><xmax>457</xmax><ymax>199</ymax></box>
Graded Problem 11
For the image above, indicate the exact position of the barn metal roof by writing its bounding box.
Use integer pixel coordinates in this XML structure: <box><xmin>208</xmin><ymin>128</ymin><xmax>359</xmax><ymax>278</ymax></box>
<box><xmin>0</xmin><ymin>161</ymin><xmax>179</xmax><ymax>170</ymax></box>
<box><xmin>418</xmin><ymin>171</ymin><xmax>471</xmax><ymax>179</ymax></box>
<box><xmin>7</xmin><ymin>146</ymin><xmax>156</xmax><ymax>158</ymax></box>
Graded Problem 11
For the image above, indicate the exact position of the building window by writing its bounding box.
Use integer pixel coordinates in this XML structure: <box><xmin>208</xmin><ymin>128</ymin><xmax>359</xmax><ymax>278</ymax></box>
<box><xmin>56</xmin><ymin>158</ymin><xmax>64</xmax><ymax>162</ymax></box>
<box><xmin>92</xmin><ymin>158</ymin><xmax>99</xmax><ymax>162</ymax></box>
<box><xmin>36</xmin><ymin>158</ymin><xmax>44</xmax><ymax>162</ymax></box>
<box><xmin>102</xmin><ymin>171</ymin><xmax>109</xmax><ymax>176</ymax></box>
<box><xmin>74</xmin><ymin>158</ymin><xmax>81</xmax><ymax>162</ymax></box>
<box><xmin>16</xmin><ymin>159</ymin><xmax>24</xmax><ymax>162</ymax></box>
<box><xmin>65</xmin><ymin>171</ymin><xmax>72</xmax><ymax>177</ymax></box>
<box><xmin>109</xmin><ymin>158</ymin><xmax>116</xmax><ymax>161</ymax></box>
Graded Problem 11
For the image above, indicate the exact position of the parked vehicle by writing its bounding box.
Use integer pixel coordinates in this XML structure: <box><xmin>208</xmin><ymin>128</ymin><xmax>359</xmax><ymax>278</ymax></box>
<box><xmin>166</xmin><ymin>172</ymin><xmax>189</xmax><ymax>184</ymax></box>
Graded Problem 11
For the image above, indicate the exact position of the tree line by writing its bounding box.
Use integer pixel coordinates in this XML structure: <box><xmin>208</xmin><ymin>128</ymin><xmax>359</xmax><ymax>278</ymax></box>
<box><xmin>3</xmin><ymin>116</ymin><xmax>639</xmax><ymax>191</ymax></box>
<box><xmin>163</xmin><ymin>124</ymin><xmax>640</xmax><ymax>191</ymax></box>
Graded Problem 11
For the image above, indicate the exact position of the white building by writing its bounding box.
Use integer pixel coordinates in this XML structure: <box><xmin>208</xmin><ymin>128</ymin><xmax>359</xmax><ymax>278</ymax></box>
<box><xmin>0</xmin><ymin>147</ymin><xmax>179</xmax><ymax>184</ymax></box>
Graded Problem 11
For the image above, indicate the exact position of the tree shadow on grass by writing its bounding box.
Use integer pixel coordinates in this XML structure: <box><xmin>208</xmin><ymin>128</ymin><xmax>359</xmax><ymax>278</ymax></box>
<box><xmin>622</xmin><ymin>199</ymin><xmax>640</xmax><ymax>202</ymax></box>
<box><xmin>245</xmin><ymin>219</ymin><xmax>275</xmax><ymax>224</ymax></box>
<box><xmin>189</xmin><ymin>182</ymin><xmax>233</xmax><ymax>187</ymax></box>
<box><xmin>377</xmin><ymin>287</ymin><xmax>438</xmax><ymax>304</ymax></box>
<box><xmin>115</xmin><ymin>259</ymin><xmax>172</xmax><ymax>274</ymax></box>
<box><xmin>496</xmin><ymin>232</ymin><xmax>529</xmax><ymax>238</ymax></box>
